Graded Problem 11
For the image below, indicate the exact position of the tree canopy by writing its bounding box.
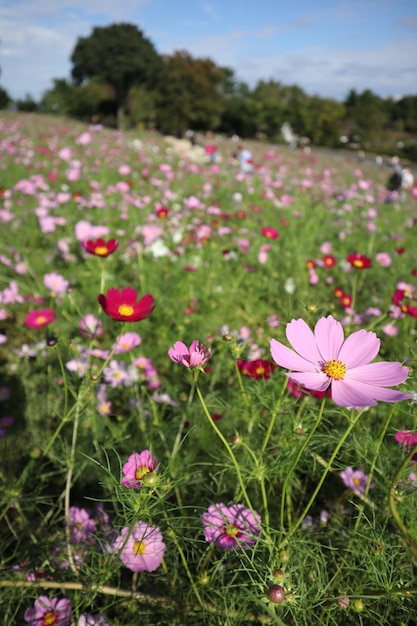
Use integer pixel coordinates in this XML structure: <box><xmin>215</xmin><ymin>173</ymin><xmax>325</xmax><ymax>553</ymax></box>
<box><xmin>70</xmin><ymin>23</ymin><xmax>162</xmax><ymax>129</ymax></box>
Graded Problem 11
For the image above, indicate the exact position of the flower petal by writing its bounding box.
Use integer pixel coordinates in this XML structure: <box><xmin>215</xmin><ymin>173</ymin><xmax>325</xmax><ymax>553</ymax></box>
<box><xmin>121</xmin><ymin>286</ymin><xmax>139</xmax><ymax>305</ymax></box>
<box><xmin>331</xmin><ymin>379</ymin><xmax>378</xmax><ymax>407</ymax></box>
<box><xmin>286</xmin><ymin>371</ymin><xmax>330</xmax><ymax>391</ymax></box>
<box><xmin>285</xmin><ymin>318</ymin><xmax>322</xmax><ymax>364</ymax></box>
<box><xmin>314</xmin><ymin>315</ymin><xmax>345</xmax><ymax>361</ymax></box>
<box><xmin>338</xmin><ymin>329</ymin><xmax>380</xmax><ymax>368</ymax></box>
<box><xmin>332</xmin><ymin>378</ymin><xmax>410</xmax><ymax>407</ymax></box>
<box><xmin>345</xmin><ymin>362</ymin><xmax>409</xmax><ymax>386</ymax></box>
<box><xmin>270</xmin><ymin>339</ymin><xmax>316</xmax><ymax>372</ymax></box>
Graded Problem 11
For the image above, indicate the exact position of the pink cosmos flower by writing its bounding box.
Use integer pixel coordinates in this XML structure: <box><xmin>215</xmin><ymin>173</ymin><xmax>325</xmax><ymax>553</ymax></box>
<box><xmin>395</xmin><ymin>429</ymin><xmax>417</xmax><ymax>461</ymax></box>
<box><xmin>121</xmin><ymin>450</ymin><xmax>158</xmax><ymax>489</ymax></box>
<box><xmin>375</xmin><ymin>252</ymin><xmax>392</xmax><ymax>267</ymax></box>
<box><xmin>168</xmin><ymin>340</ymin><xmax>211</xmax><ymax>369</ymax></box>
<box><xmin>340</xmin><ymin>467</ymin><xmax>374</xmax><ymax>495</ymax></box>
<box><xmin>270</xmin><ymin>315</ymin><xmax>410</xmax><ymax>408</ymax></box>
<box><xmin>261</xmin><ymin>226</ymin><xmax>280</xmax><ymax>239</ymax></box>
<box><xmin>77</xmin><ymin>615</ymin><xmax>109</xmax><ymax>626</ymax></box>
<box><xmin>201</xmin><ymin>503</ymin><xmax>261</xmax><ymax>551</ymax></box>
<box><xmin>24</xmin><ymin>595</ymin><xmax>72</xmax><ymax>625</ymax></box>
<box><xmin>113</xmin><ymin>332</ymin><xmax>142</xmax><ymax>354</ymax></box>
<box><xmin>68</xmin><ymin>506</ymin><xmax>97</xmax><ymax>544</ymax></box>
<box><xmin>113</xmin><ymin>521</ymin><xmax>166</xmax><ymax>572</ymax></box>
<box><xmin>79</xmin><ymin>314</ymin><xmax>103</xmax><ymax>338</ymax></box>
<box><xmin>43</xmin><ymin>272</ymin><xmax>69</xmax><ymax>294</ymax></box>
<box><xmin>24</xmin><ymin>309</ymin><xmax>56</xmax><ymax>329</ymax></box>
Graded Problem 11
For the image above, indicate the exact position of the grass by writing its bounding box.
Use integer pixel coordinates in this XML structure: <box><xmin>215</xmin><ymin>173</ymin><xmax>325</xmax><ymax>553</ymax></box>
<box><xmin>0</xmin><ymin>111</ymin><xmax>416</xmax><ymax>625</ymax></box>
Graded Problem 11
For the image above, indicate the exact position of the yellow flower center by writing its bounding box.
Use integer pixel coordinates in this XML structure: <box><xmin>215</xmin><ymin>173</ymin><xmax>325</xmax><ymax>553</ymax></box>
<box><xmin>225</xmin><ymin>525</ymin><xmax>239</xmax><ymax>537</ymax></box>
<box><xmin>323</xmin><ymin>359</ymin><xmax>347</xmax><ymax>380</ymax></box>
<box><xmin>75</xmin><ymin>522</ymin><xmax>83</xmax><ymax>530</ymax></box>
<box><xmin>133</xmin><ymin>540</ymin><xmax>146</xmax><ymax>555</ymax></box>
<box><xmin>118</xmin><ymin>304</ymin><xmax>134</xmax><ymax>317</ymax></box>
<box><xmin>353</xmin><ymin>260</ymin><xmax>364</xmax><ymax>268</ymax></box>
<box><xmin>43</xmin><ymin>613</ymin><xmax>57</xmax><ymax>626</ymax></box>
<box><xmin>255</xmin><ymin>366</ymin><xmax>265</xmax><ymax>375</ymax></box>
<box><xmin>135</xmin><ymin>465</ymin><xmax>148</xmax><ymax>481</ymax></box>
<box><xmin>94</xmin><ymin>246</ymin><xmax>109</xmax><ymax>256</ymax></box>
<box><xmin>36</xmin><ymin>315</ymin><xmax>47</xmax><ymax>325</ymax></box>
<box><xmin>353</xmin><ymin>478</ymin><xmax>361</xmax><ymax>486</ymax></box>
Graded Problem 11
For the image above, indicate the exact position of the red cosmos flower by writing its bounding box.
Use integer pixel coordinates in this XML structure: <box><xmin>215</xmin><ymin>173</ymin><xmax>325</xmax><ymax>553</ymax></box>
<box><xmin>392</xmin><ymin>289</ymin><xmax>417</xmax><ymax>317</ymax></box>
<box><xmin>306</xmin><ymin>259</ymin><xmax>316</xmax><ymax>269</ymax></box>
<box><xmin>392</xmin><ymin>289</ymin><xmax>406</xmax><ymax>306</ymax></box>
<box><xmin>333</xmin><ymin>286</ymin><xmax>344</xmax><ymax>298</ymax></box>
<box><xmin>346</xmin><ymin>253</ymin><xmax>372</xmax><ymax>269</ymax></box>
<box><xmin>98</xmin><ymin>287</ymin><xmax>155</xmax><ymax>322</ymax></box>
<box><xmin>261</xmin><ymin>227</ymin><xmax>280</xmax><ymax>240</ymax></box>
<box><xmin>82</xmin><ymin>238</ymin><xmax>119</xmax><ymax>257</ymax></box>
<box><xmin>322</xmin><ymin>255</ymin><xmax>336</xmax><ymax>268</ymax></box>
<box><xmin>24</xmin><ymin>309</ymin><xmax>56</xmax><ymax>329</ymax></box>
<box><xmin>156</xmin><ymin>207</ymin><xmax>169</xmax><ymax>218</ymax></box>
<box><xmin>340</xmin><ymin>294</ymin><xmax>352</xmax><ymax>308</ymax></box>
<box><xmin>237</xmin><ymin>359</ymin><xmax>276</xmax><ymax>379</ymax></box>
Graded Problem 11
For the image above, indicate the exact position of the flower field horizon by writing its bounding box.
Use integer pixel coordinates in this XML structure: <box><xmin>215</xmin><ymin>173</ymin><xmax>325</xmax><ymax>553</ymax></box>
<box><xmin>0</xmin><ymin>112</ymin><xmax>416</xmax><ymax>625</ymax></box>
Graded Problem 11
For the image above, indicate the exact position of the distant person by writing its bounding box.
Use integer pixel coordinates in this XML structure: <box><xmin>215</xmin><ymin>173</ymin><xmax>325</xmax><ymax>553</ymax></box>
<box><xmin>401</xmin><ymin>167</ymin><xmax>414</xmax><ymax>192</ymax></box>
<box><xmin>387</xmin><ymin>165</ymin><xmax>403</xmax><ymax>192</ymax></box>
<box><xmin>237</xmin><ymin>145</ymin><xmax>253</xmax><ymax>172</ymax></box>
<box><xmin>204</xmin><ymin>144</ymin><xmax>218</xmax><ymax>163</ymax></box>
<box><xmin>186</xmin><ymin>129</ymin><xmax>197</xmax><ymax>147</ymax></box>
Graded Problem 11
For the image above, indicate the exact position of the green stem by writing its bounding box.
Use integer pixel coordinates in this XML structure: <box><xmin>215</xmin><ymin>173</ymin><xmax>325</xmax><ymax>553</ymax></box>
<box><xmin>195</xmin><ymin>382</ymin><xmax>253</xmax><ymax>511</ymax></box>
<box><xmin>281</xmin><ymin>408</ymin><xmax>364</xmax><ymax>546</ymax></box>
<box><xmin>234</xmin><ymin>360</ymin><xmax>250</xmax><ymax>409</ymax></box>
<box><xmin>388</xmin><ymin>442</ymin><xmax>417</xmax><ymax>558</ymax></box>
<box><xmin>260</xmin><ymin>375</ymin><xmax>288</xmax><ymax>456</ymax></box>
<box><xmin>279</xmin><ymin>396</ymin><xmax>327</xmax><ymax>531</ymax></box>
<box><xmin>352</xmin><ymin>405</ymin><xmax>395</xmax><ymax>533</ymax></box>
<box><xmin>64</xmin><ymin>380</ymin><xmax>89</xmax><ymax>576</ymax></box>
<box><xmin>155</xmin><ymin>489</ymin><xmax>205</xmax><ymax>608</ymax></box>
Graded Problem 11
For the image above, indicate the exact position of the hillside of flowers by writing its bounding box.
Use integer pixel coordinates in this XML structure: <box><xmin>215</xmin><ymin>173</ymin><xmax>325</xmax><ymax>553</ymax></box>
<box><xmin>0</xmin><ymin>112</ymin><xmax>416</xmax><ymax>625</ymax></box>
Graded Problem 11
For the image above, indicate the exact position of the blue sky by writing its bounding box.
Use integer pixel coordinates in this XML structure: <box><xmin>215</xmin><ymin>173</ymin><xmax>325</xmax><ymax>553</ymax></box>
<box><xmin>1</xmin><ymin>0</ymin><xmax>416</xmax><ymax>102</ymax></box>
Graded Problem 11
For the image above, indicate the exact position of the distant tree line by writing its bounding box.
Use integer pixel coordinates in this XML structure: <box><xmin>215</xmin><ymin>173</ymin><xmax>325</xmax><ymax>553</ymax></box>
<box><xmin>1</xmin><ymin>23</ymin><xmax>416</xmax><ymax>160</ymax></box>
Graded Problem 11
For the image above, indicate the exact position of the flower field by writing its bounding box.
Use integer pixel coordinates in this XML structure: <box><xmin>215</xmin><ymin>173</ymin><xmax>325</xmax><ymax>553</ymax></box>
<box><xmin>0</xmin><ymin>112</ymin><xmax>416</xmax><ymax>625</ymax></box>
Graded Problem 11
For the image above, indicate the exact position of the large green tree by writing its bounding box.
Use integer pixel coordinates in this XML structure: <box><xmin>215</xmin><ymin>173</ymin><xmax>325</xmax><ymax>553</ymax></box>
<box><xmin>155</xmin><ymin>51</ymin><xmax>233</xmax><ymax>135</ymax></box>
<box><xmin>70</xmin><ymin>23</ymin><xmax>162</xmax><ymax>129</ymax></box>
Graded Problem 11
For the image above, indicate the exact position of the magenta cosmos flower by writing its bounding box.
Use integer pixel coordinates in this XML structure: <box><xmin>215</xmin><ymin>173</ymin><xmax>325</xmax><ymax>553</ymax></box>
<box><xmin>168</xmin><ymin>340</ymin><xmax>211</xmax><ymax>369</ymax></box>
<box><xmin>82</xmin><ymin>238</ymin><xmax>118</xmax><ymax>257</ymax></box>
<box><xmin>98</xmin><ymin>287</ymin><xmax>155</xmax><ymax>322</ymax></box>
<box><xmin>24</xmin><ymin>595</ymin><xmax>72</xmax><ymax>626</ymax></box>
<box><xmin>270</xmin><ymin>315</ymin><xmax>410</xmax><ymax>408</ymax></box>
<box><xmin>24</xmin><ymin>309</ymin><xmax>56</xmax><ymax>329</ymax></box>
<box><xmin>121</xmin><ymin>450</ymin><xmax>158</xmax><ymax>489</ymax></box>
<box><xmin>201</xmin><ymin>503</ymin><xmax>261</xmax><ymax>551</ymax></box>
<box><xmin>113</xmin><ymin>521</ymin><xmax>166</xmax><ymax>572</ymax></box>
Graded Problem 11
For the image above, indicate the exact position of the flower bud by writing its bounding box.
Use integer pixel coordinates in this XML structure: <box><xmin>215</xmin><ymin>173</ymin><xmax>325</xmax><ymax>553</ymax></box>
<box><xmin>142</xmin><ymin>472</ymin><xmax>159</xmax><ymax>488</ymax></box>
<box><xmin>337</xmin><ymin>596</ymin><xmax>350</xmax><ymax>609</ymax></box>
<box><xmin>279</xmin><ymin>550</ymin><xmax>290</xmax><ymax>563</ymax></box>
<box><xmin>273</xmin><ymin>569</ymin><xmax>285</xmax><ymax>583</ymax></box>
<box><xmin>267</xmin><ymin>585</ymin><xmax>285</xmax><ymax>604</ymax></box>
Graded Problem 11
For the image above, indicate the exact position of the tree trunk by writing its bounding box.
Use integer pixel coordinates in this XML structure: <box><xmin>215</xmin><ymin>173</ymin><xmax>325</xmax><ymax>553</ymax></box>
<box><xmin>117</xmin><ymin>103</ymin><xmax>125</xmax><ymax>130</ymax></box>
